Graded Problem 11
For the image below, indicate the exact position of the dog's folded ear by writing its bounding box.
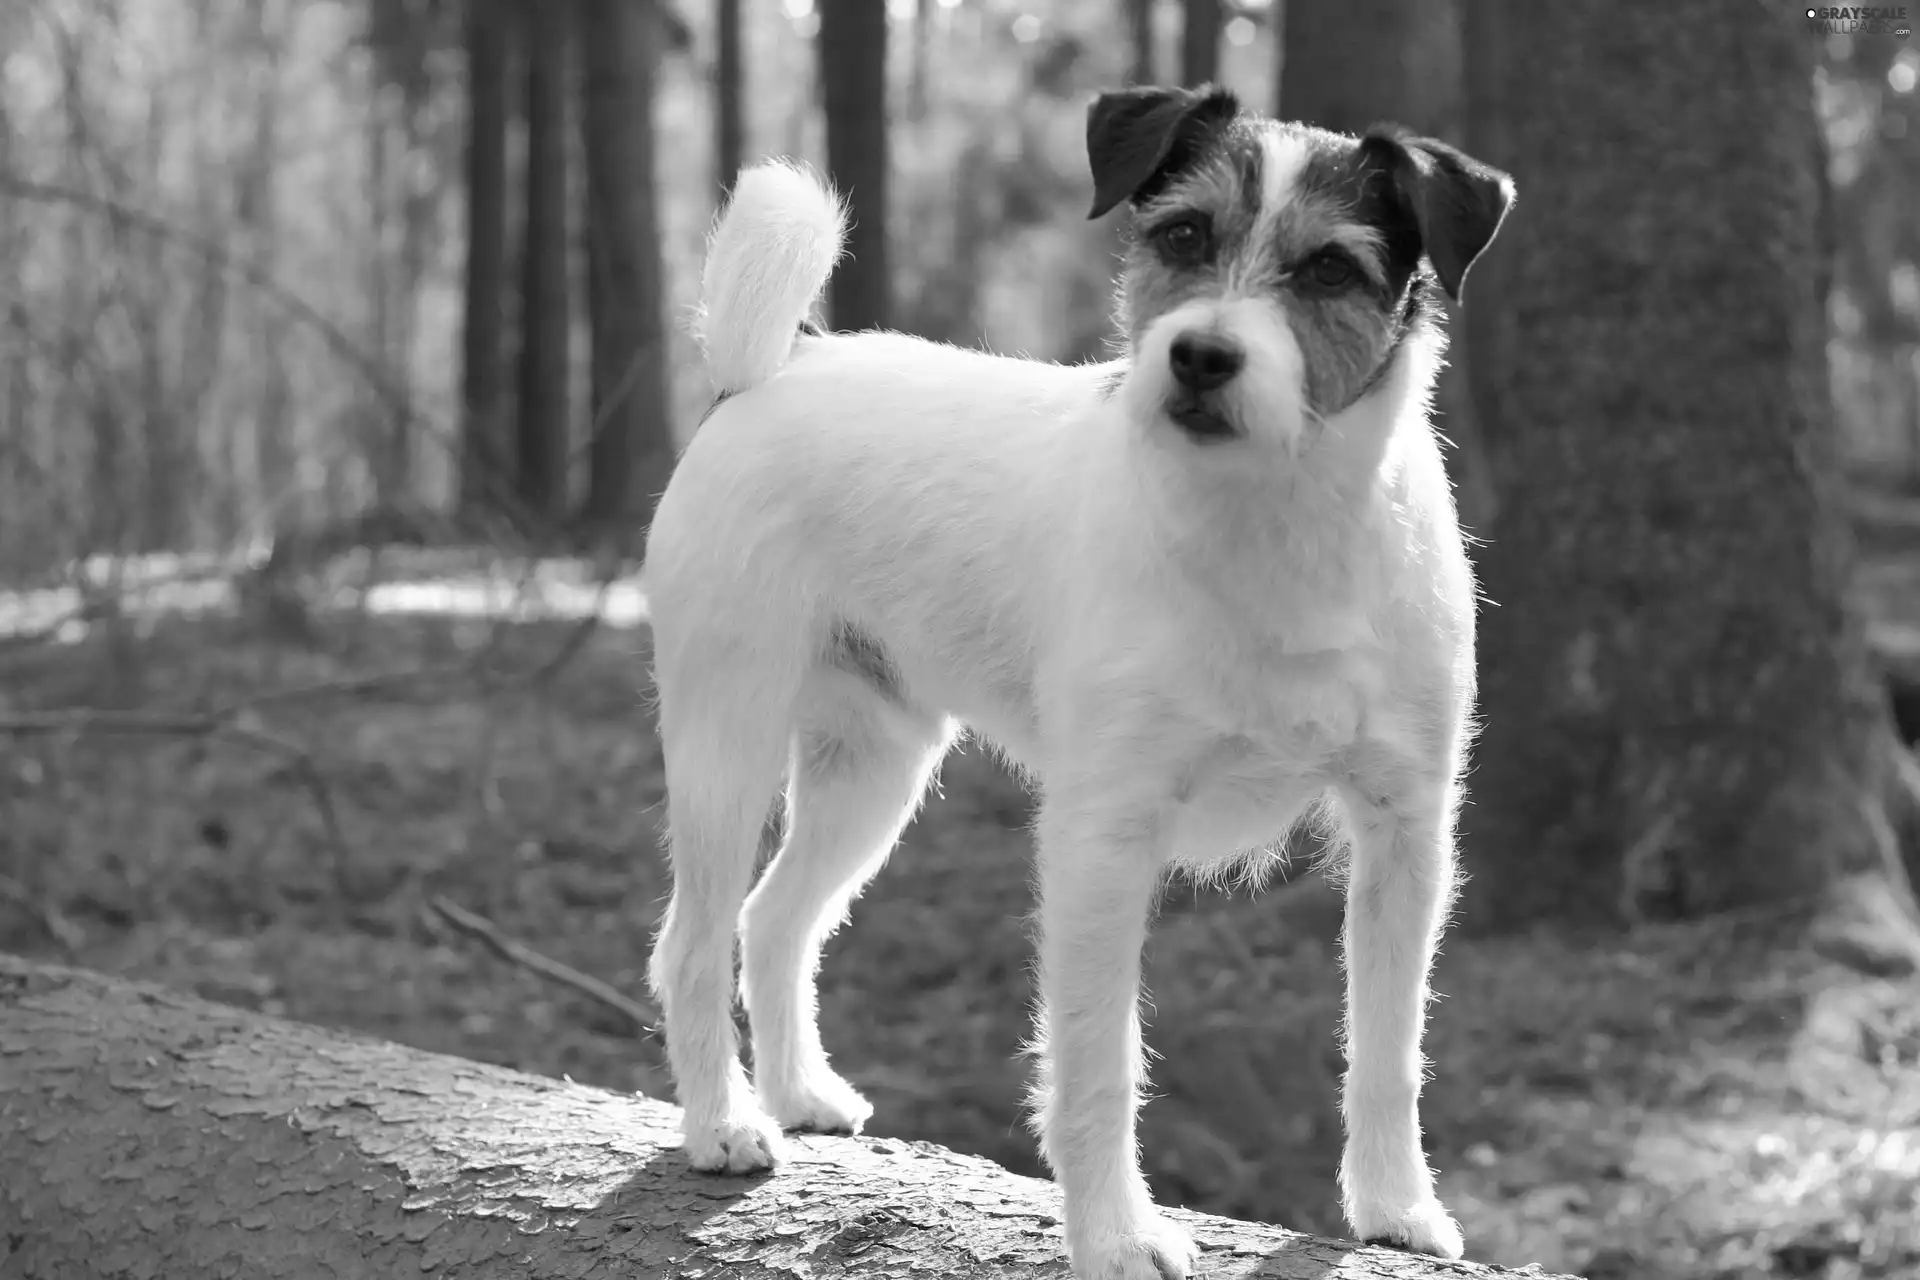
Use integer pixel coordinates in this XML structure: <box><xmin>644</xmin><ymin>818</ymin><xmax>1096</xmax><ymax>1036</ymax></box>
<box><xmin>1086</xmin><ymin>85</ymin><xmax>1241</xmax><ymax>221</ymax></box>
<box><xmin>1360</xmin><ymin>126</ymin><xmax>1515</xmax><ymax>304</ymax></box>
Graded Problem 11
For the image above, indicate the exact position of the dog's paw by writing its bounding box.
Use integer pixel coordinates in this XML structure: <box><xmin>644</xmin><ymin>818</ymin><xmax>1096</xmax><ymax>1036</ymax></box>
<box><xmin>683</xmin><ymin>1110</ymin><xmax>785</xmax><ymax>1175</ymax></box>
<box><xmin>1071</xmin><ymin>1216</ymin><xmax>1199</xmax><ymax>1280</ymax></box>
<box><xmin>1353</xmin><ymin>1198</ymin><xmax>1464</xmax><ymax>1260</ymax></box>
<box><xmin>758</xmin><ymin>1070</ymin><xmax>874</xmax><ymax>1135</ymax></box>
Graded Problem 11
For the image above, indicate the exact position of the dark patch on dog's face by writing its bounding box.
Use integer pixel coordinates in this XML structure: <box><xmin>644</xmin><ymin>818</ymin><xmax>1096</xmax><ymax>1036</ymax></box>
<box><xmin>1277</xmin><ymin>129</ymin><xmax>1443</xmax><ymax>412</ymax></box>
<box><xmin>1085</xmin><ymin>85</ymin><xmax>1243</xmax><ymax>220</ymax></box>
<box><xmin>826</xmin><ymin>618</ymin><xmax>907</xmax><ymax>703</ymax></box>
<box><xmin>1094</xmin><ymin>90</ymin><xmax>1513</xmax><ymax>422</ymax></box>
<box><xmin>1356</xmin><ymin>125</ymin><xmax>1514</xmax><ymax>306</ymax></box>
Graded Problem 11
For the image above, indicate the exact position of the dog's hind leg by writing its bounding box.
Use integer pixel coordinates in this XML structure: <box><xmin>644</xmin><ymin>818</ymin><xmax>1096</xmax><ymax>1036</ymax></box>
<box><xmin>647</xmin><ymin>637</ymin><xmax>801</xmax><ymax>1175</ymax></box>
<box><xmin>1333</xmin><ymin>771</ymin><xmax>1466</xmax><ymax>1259</ymax></box>
<box><xmin>741</xmin><ymin>666</ymin><xmax>954</xmax><ymax>1134</ymax></box>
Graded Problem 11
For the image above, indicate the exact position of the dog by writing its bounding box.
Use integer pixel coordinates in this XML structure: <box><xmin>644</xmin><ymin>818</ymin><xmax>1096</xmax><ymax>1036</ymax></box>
<box><xmin>642</xmin><ymin>83</ymin><xmax>1513</xmax><ymax>1280</ymax></box>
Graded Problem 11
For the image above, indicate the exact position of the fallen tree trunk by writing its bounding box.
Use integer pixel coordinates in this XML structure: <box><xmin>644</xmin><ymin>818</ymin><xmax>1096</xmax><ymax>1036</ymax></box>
<box><xmin>0</xmin><ymin>955</ymin><xmax>1573</xmax><ymax>1279</ymax></box>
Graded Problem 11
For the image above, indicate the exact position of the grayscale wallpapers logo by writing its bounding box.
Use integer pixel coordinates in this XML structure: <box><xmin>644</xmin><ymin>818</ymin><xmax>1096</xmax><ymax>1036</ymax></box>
<box><xmin>1807</xmin><ymin>6</ymin><xmax>1913</xmax><ymax>36</ymax></box>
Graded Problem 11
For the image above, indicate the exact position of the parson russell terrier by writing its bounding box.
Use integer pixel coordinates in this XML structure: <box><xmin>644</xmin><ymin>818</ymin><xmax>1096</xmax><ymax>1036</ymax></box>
<box><xmin>641</xmin><ymin>84</ymin><xmax>1515</xmax><ymax>1280</ymax></box>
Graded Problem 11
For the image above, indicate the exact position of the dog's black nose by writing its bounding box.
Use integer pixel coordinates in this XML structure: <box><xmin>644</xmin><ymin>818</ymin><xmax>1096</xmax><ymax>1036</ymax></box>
<box><xmin>1168</xmin><ymin>333</ymin><xmax>1244</xmax><ymax>392</ymax></box>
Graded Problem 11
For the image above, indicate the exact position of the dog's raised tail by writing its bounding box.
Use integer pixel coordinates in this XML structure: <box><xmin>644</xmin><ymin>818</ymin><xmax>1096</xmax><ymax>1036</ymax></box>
<box><xmin>698</xmin><ymin>161</ymin><xmax>846</xmax><ymax>397</ymax></box>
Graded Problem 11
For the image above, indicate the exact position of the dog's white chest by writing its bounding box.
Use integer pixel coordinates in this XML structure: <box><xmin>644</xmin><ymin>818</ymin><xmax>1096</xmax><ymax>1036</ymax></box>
<box><xmin>1268</xmin><ymin>656</ymin><xmax>1376</xmax><ymax>750</ymax></box>
<box><xmin>1166</xmin><ymin>649</ymin><xmax>1384</xmax><ymax>863</ymax></box>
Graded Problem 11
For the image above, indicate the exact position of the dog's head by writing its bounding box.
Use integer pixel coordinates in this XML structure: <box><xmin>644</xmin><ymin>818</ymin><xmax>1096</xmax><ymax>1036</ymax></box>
<box><xmin>1087</xmin><ymin>85</ymin><xmax>1513</xmax><ymax>453</ymax></box>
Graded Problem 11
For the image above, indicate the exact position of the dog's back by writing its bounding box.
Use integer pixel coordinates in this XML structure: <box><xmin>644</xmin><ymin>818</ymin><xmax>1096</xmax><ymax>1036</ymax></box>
<box><xmin>651</xmin><ymin>163</ymin><xmax>1121</xmax><ymax>755</ymax></box>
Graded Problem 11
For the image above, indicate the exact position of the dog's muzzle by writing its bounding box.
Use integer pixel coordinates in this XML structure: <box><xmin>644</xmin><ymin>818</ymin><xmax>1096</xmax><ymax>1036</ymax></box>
<box><xmin>1166</xmin><ymin>331</ymin><xmax>1243</xmax><ymax>440</ymax></box>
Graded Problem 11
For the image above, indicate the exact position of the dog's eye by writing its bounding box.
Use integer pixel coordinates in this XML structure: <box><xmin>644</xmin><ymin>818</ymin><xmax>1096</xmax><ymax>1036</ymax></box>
<box><xmin>1301</xmin><ymin>249</ymin><xmax>1362</xmax><ymax>290</ymax></box>
<box><xmin>1152</xmin><ymin>216</ymin><xmax>1210</xmax><ymax>265</ymax></box>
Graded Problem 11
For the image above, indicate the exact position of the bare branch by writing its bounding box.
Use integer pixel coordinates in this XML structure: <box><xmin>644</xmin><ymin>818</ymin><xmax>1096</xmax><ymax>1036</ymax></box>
<box><xmin>0</xmin><ymin>707</ymin><xmax>351</xmax><ymax>887</ymax></box>
<box><xmin>427</xmin><ymin>894</ymin><xmax>658</xmax><ymax>1036</ymax></box>
<box><xmin>0</xmin><ymin>174</ymin><xmax>556</xmax><ymax>545</ymax></box>
<box><xmin>0</xmin><ymin>874</ymin><xmax>85</xmax><ymax>952</ymax></box>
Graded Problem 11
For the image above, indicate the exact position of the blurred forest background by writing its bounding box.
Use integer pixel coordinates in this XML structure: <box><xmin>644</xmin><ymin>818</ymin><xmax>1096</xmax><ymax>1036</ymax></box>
<box><xmin>3</xmin><ymin>2</ymin><xmax>1920</xmax><ymax>1278</ymax></box>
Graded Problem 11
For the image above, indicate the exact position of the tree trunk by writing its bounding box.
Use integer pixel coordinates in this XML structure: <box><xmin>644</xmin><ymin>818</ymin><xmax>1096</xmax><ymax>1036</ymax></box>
<box><xmin>1826</xmin><ymin>36</ymin><xmax>1920</xmax><ymax>483</ymax></box>
<box><xmin>389</xmin><ymin>77</ymin><xmax>435</xmax><ymax>511</ymax></box>
<box><xmin>715</xmin><ymin>0</ymin><xmax>744</xmax><ymax>197</ymax></box>
<box><xmin>1277</xmin><ymin>0</ymin><xmax>1454</xmax><ymax>132</ymax></box>
<box><xmin>134</xmin><ymin>77</ymin><xmax>183</xmax><ymax>553</ymax></box>
<box><xmin>177</xmin><ymin>5</ymin><xmax>235</xmax><ymax>543</ymax></box>
<box><xmin>460</xmin><ymin>0</ymin><xmax>509</xmax><ymax>526</ymax></box>
<box><xmin>363</xmin><ymin>96</ymin><xmax>402</xmax><ymax>506</ymax></box>
<box><xmin>1277</xmin><ymin>0</ymin><xmax>1495</xmax><ymax>535</ymax></box>
<box><xmin>579</xmin><ymin>0</ymin><xmax>674</xmax><ymax>538</ymax></box>
<box><xmin>0</xmin><ymin>955</ymin><xmax>1572</xmax><ymax>1279</ymax></box>
<box><xmin>58</xmin><ymin>35</ymin><xmax>117</xmax><ymax>558</ymax></box>
<box><xmin>1127</xmin><ymin>0</ymin><xmax>1156</xmax><ymax>85</ymax></box>
<box><xmin>1456</xmin><ymin>0</ymin><xmax>1920</xmax><ymax>960</ymax></box>
<box><xmin>243</xmin><ymin>49</ymin><xmax>293</xmax><ymax>541</ymax></box>
<box><xmin>0</xmin><ymin>101</ymin><xmax>31</xmax><ymax>571</ymax></box>
<box><xmin>818</xmin><ymin>0</ymin><xmax>890</xmax><ymax>332</ymax></box>
<box><xmin>1179</xmin><ymin>0</ymin><xmax>1220</xmax><ymax>87</ymax></box>
<box><xmin>515</xmin><ymin>1</ymin><xmax>572</xmax><ymax>530</ymax></box>
<box><xmin>908</xmin><ymin>0</ymin><xmax>933</xmax><ymax>121</ymax></box>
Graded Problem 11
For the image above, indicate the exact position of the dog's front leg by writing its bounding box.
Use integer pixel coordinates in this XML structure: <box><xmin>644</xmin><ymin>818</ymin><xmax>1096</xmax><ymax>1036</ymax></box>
<box><xmin>1335</xmin><ymin>778</ymin><xmax>1465</xmax><ymax>1259</ymax></box>
<box><xmin>1032</xmin><ymin>793</ymin><xmax>1194</xmax><ymax>1280</ymax></box>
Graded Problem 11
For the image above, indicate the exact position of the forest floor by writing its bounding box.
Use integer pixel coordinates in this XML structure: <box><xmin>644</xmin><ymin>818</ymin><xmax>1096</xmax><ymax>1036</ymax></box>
<box><xmin>2</xmin><ymin>553</ymin><xmax>1918</xmax><ymax>1280</ymax></box>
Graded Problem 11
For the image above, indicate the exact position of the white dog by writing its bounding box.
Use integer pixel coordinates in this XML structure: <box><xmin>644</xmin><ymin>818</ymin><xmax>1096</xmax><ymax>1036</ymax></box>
<box><xmin>643</xmin><ymin>84</ymin><xmax>1514</xmax><ymax>1280</ymax></box>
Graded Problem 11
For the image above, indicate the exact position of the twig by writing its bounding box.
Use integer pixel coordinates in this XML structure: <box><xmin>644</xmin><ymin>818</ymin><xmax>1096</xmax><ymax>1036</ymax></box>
<box><xmin>221</xmin><ymin>664</ymin><xmax>468</xmax><ymax>713</ymax></box>
<box><xmin>527</xmin><ymin>606</ymin><xmax>609</xmax><ymax>689</ymax></box>
<box><xmin>0</xmin><ymin>874</ymin><xmax>85</xmax><ymax>953</ymax></box>
<box><xmin>0</xmin><ymin>708</ymin><xmax>353</xmax><ymax>892</ymax></box>
<box><xmin>0</xmin><ymin>708</ymin><xmax>232</xmax><ymax>737</ymax></box>
<box><xmin>427</xmin><ymin>894</ymin><xmax>658</xmax><ymax>1036</ymax></box>
<box><xmin>448</xmin><ymin>553</ymin><xmax>571</xmax><ymax>691</ymax></box>
<box><xmin>0</xmin><ymin>174</ymin><xmax>555</xmax><ymax>547</ymax></box>
<box><xmin>522</xmin><ymin>554</ymin><xmax>630</xmax><ymax>690</ymax></box>
<box><xmin>469</xmin><ymin>708</ymin><xmax>511</xmax><ymax>825</ymax></box>
<box><xmin>256</xmin><ymin>736</ymin><xmax>352</xmax><ymax>891</ymax></box>
<box><xmin>456</xmin><ymin>555</ymin><xmax>631</xmax><ymax>850</ymax></box>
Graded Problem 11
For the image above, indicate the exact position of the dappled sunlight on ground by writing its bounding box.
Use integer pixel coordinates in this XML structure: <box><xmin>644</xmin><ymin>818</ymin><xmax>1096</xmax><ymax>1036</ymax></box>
<box><xmin>0</xmin><ymin>550</ymin><xmax>652</xmax><ymax>643</ymax></box>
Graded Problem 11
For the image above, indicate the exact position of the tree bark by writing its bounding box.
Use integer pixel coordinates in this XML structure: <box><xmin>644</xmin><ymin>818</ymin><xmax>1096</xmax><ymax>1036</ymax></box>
<box><xmin>460</xmin><ymin>0</ymin><xmax>510</xmax><ymax>525</ymax></box>
<box><xmin>0</xmin><ymin>955</ymin><xmax>1574</xmax><ymax>1279</ymax></box>
<box><xmin>818</xmin><ymin>0</ymin><xmax>890</xmax><ymax>332</ymax></box>
<box><xmin>578</xmin><ymin>0</ymin><xmax>674</xmax><ymax>538</ymax></box>
<box><xmin>715</xmin><ymin>0</ymin><xmax>745</xmax><ymax>197</ymax></box>
<box><xmin>1456</xmin><ymin>0</ymin><xmax>1920</xmax><ymax>955</ymax></box>
<box><xmin>1277</xmin><ymin>0</ymin><xmax>1494</xmax><ymax>534</ymax></box>
<box><xmin>1180</xmin><ymin>0</ymin><xmax>1221</xmax><ymax>87</ymax></box>
<box><xmin>515</xmin><ymin>1</ymin><xmax>572</xmax><ymax>529</ymax></box>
